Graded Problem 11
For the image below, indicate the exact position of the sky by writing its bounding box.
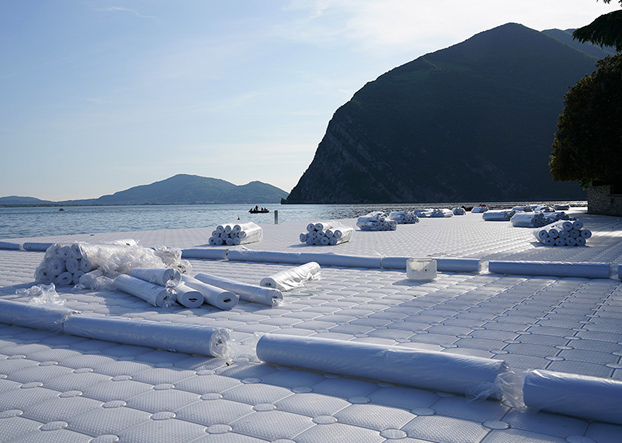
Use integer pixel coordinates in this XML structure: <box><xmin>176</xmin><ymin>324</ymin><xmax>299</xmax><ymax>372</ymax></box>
<box><xmin>1</xmin><ymin>1</ymin><xmax>619</xmax><ymax>201</ymax></box>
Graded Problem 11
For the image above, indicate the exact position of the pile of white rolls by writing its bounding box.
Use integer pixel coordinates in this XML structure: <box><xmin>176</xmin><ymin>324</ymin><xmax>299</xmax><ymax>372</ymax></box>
<box><xmin>300</xmin><ymin>221</ymin><xmax>354</xmax><ymax>245</ymax></box>
<box><xmin>510</xmin><ymin>211</ymin><xmax>571</xmax><ymax>228</ymax></box>
<box><xmin>483</xmin><ymin>210</ymin><xmax>515</xmax><ymax>221</ymax></box>
<box><xmin>193</xmin><ymin>272</ymin><xmax>283</xmax><ymax>307</ymax></box>
<box><xmin>209</xmin><ymin>222</ymin><xmax>262</xmax><ymax>246</ymax></box>
<box><xmin>260</xmin><ymin>262</ymin><xmax>321</xmax><ymax>291</ymax></box>
<box><xmin>34</xmin><ymin>241</ymin><xmax>190</xmax><ymax>288</ymax></box>
<box><xmin>356</xmin><ymin>212</ymin><xmax>397</xmax><ymax>231</ymax></box>
<box><xmin>533</xmin><ymin>219</ymin><xmax>591</xmax><ymax>246</ymax></box>
<box><xmin>452</xmin><ymin>207</ymin><xmax>466</xmax><ymax>215</ymax></box>
<box><xmin>388</xmin><ymin>211</ymin><xmax>420</xmax><ymax>224</ymax></box>
<box><xmin>471</xmin><ymin>206</ymin><xmax>489</xmax><ymax>213</ymax></box>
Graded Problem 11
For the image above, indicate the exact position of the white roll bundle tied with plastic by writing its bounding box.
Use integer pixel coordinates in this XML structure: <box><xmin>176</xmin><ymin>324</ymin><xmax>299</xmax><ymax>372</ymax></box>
<box><xmin>498</xmin><ymin>369</ymin><xmax>622</xmax><ymax>425</ymax></box>
<box><xmin>193</xmin><ymin>272</ymin><xmax>283</xmax><ymax>307</ymax></box>
<box><xmin>482</xmin><ymin>210</ymin><xmax>515</xmax><ymax>221</ymax></box>
<box><xmin>180</xmin><ymin>275</ymin><xmax>239</xmax><ymax>310</ymax></box>
<box><xmin>388</xmin><ymin>211</ymin><xmax>420</xmax><ymax>224</ymax></box>
<box><xmin>209</xmin><ymin>222</ymin><xmax>262</xmax><ymax>246</ymax></box>
<box><xmin>256</xmin><ymin>334</ymin><xmax>508</xmax><ymax>398</ymax></box>
<box><xmin>532</xmin><ymin>219</ymin><xmax>591</xmax><ymax>247</ymax></box>
<box><xmin>300</xmin><ymin>221</ymin><xmax>354</xmax><ymax>246</ymax></box>
<box><xmin>129</xmin><ymin>268</ymin><xmax>181</xmax><ymax>287</ymax></box>
<box><xmin>63</xmin><ymin>315</ymin><xmax>230</xmax><ymax>358</ymax></box>
<box><xmin>452</xmin><ymin>207</ymin><xmax>466</xmax><ymax>215</ymax></box>
<box><xmin>430</xmin><ymin>208</ymin><xmax>454</xmax><ymax>218</ymax></box>
<box><xmin>510</xmin><ymin>211</ymin><xmax>572</xmax><ymax>228</ymax></box>
<box><xmin>356</xmin><ymin>212</ymin><xmax>397</xmax><ymax>231</ymax></box>
<box><xmin>259</xmin><ymin>262</ymin><xmax>321</xmax><ymax>291</ymax></box>
<box><xmin>113</xmin><ymin>274</ymin><xmax>175</xmax><ymax>307</ymax></box>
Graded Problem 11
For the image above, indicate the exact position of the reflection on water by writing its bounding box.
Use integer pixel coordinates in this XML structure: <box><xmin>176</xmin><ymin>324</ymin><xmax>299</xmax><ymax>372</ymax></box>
<box><xmin>0</xmin><ymin>201</ymin><xmax>586</xmax><ymax>239</ymax></box>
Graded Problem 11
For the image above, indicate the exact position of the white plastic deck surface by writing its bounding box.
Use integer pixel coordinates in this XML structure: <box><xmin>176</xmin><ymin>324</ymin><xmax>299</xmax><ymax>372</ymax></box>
<box><xmin>1</xmin><ymin>208</ymin><xmax>621</xmax><ymax>442</ymax></box>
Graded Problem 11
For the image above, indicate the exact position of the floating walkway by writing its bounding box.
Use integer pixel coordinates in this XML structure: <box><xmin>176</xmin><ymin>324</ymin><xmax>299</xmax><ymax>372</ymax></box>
<box><xmin>0</xmin><ymin>208</ymin><xmax>621</xmax><ymax>442</ymax></box>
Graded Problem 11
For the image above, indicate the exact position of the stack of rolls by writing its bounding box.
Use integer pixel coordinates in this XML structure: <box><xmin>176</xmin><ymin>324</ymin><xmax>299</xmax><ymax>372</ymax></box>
<box><xmin>356</xmin><ymin>212</ymin><xmax>397</xmax><ymax>231</ymax></box>
<box><xmin>209</xmin><ymin>222</ymin><xmax>263</xmax><ymax>246</ymax></box>
<box><xmin>483</xmin><ymin>210</ymin><xmax>516</xmax><ymax>221</ymax></box>
<box><xmin>533</xmin><ymin>219</ymin><xmax>592</xmax><ymax>246</ymax></box>
<box><xmin>34</xmin><ymin>241</ymin><xmax>189</xmax><ymax>288</ymax></box>
<box><xmin>299</xmin><ymin>221</ymin><xmax>354</xmax><ymax>246</ymax></box>
<box><xmin>452</xmin><ymin>207</ymin><xmax>466</xmax><ymax>215</ymax></box>
<box><xmin>388</xmin><ymin>211</ymin><xmax>420</xmax><ymax>224</ymax></box>
<box><xmin>413</xmin><ymin>209</ymin><xmax>434</xmax><ymax>217</ymax></box>
<box><xmin>511</xmin><ymin>211</ymin><xmax>572</xmax><ymax>228</ymax></box>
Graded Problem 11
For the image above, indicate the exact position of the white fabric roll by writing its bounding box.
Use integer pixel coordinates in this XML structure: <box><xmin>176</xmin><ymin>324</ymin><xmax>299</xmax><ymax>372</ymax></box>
<box><xmin>488</xmin><ymin>260</ymin><xmax>610</xmax><ymax>278</ymax></box>
<box><xmin>0</xmin><ymin>299</ymin><xmax>75</xmax><ymax>333</ymax></box>
<box><xmin>180</xmin><ymin>275</ymin><xmax>239</xmax><ymax>310</ymax></box>
<box><xmin>193</xmin><ymin>272</ymin><xmax>282</xmax><ymax>307</ymax></box>
<box><xmin>581</xmin><ymin>229</ymin><xmax>592</xmax><ymax>239</ymax></box>
<box><xmin>522</xmin><ymin>369</ymin><xmax>622</xmax><ymax>425</ymax></box>
<box><xmin>72</xmin><ymin>270</ymin><xmax>85</xmax><ymax>285</ymax></box>
<box><xmin>256</xmin><ymin>334</ymin><xmax>507</xmax><ymax>398</ymax></box>
<box><xmin>0</xmin><ymin>241</ymin><xmax>20</xmax><ymax>250</ymax></box>
<box><xmin>482</xmin><ymin>210</ymin><xmax>514</xmax><ymax>221</ymax></box>
<box><xmin>113</xmin><ymin>274</ymin><xmax>174</xmax><ymax>307</ymax></box>
<box><xmin>65</xmin><ymin>257</ymin><xmax>80</xmax><ymax>274</ymax></box>
<box><xmin>260</xmin><ymin>262</ymin><xmax>321</xmax><ymax>291</ymax></box>
<box><xmin>298</xmin><ymin>252</ymin><xmax>381</xmax><ymax>269</ymax></box>
<box><xmin>181</xmin><ymin>248</ymin><xmax>228</xmax><ymax>260</ymax></box>
<box><xmin>173</xmin><ymin>283</ymin><xmax>205</xmax><ymax>308</ymax></box>
<box><xmin>23</xmin><ymin>242</ymin><xmax>54</xmax><ymax>251</ymax></box>
<box><xmin>226</xmin><ymin>250</ymin><xmax>301</xmax><ymax>264</ymax></box>
<box><xmin>63</xmin><ymin>315</ymin><xmax>230</xmax><ymax>357</ymax></box>
<box><xmin>53</xmin><ymin>271</ymin><xmax>73</xmax><ymax>286</ymax></box>
<box><xmin>47</xmin><ymin>258</ymin><xmax>65</xmax><ymax>276</ymax></box>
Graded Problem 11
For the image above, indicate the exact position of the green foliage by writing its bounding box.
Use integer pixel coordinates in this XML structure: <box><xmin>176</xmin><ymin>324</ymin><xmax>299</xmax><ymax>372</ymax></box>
<box><xmin>550</xmin><ymin>54</ymin><xmax>622</xmax><ymax>187</ymax></box>
<box><xmin>573</xmin><ymin>10</ymin><xmax>622</xmax><ymax>51</ymax></box>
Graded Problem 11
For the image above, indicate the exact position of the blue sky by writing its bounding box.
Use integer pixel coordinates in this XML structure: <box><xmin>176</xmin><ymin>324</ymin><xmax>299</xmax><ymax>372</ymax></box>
<box><xmin>1</xmin><ymin>1</ymin><xmax>618</xmax><ymax>201</ymax></box>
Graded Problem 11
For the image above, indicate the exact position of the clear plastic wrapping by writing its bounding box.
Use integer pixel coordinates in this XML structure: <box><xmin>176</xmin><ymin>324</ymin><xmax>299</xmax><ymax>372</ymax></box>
<box><xmin>356</xmin><ymin>212</ymin><xmax>397</xmax><ymax>231</ymax></box>
<box><xmin>388</xmin><ymin>211</ymin><xmax>420</xmax><ymax>224</ymax></box>
<box><xmin>0</xmin><ymin>299</ymin><xmax>76</xmax><ymax>333</ymax></box>
<box><xmin>300</xmin><ymin>221</ymin><xmax>354</xmax><ymax>246</ymax></box>
<box><xmin>259</xmin><ymin>262</ymin><xmax>321</xmax><ymax>291</ymax></box>
<box><xmin>113</xmin><ymin>274</ymin><xmax>175</xmax><ymax>307</ymax></box>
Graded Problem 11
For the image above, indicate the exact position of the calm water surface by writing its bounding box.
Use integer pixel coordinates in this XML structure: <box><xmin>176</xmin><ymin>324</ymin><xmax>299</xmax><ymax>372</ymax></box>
<box><xmin>0</xmin><ymin>201</ymin><xmax>585</xmax><ymax>239</ymax></box>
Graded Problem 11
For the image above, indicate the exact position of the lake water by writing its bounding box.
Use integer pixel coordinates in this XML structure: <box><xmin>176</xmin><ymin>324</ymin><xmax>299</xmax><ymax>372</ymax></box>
<box><xmin>0</xmin><ymin>201</ymin><xmax>585</xmax><ymax>239</ymax></box>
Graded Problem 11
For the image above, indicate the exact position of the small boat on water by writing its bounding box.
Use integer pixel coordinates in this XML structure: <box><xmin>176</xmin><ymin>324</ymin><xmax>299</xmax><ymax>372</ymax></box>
<box><xmin>249</xmin><ymin>206</ymin><xmax>269</xmax><ymax>214</ymax></box>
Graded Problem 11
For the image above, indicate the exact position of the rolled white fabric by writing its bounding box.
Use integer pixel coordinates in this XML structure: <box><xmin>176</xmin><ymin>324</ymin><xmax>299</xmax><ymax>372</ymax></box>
<box><xmin>298</xmin><ymin>252</ymin><xmax>381</xmax><ymax>269</ymax></box>
<box><xmin>80</xmin><ymin>258</ymin><xmax>93</xmax><ymax>273</ymax></box>
<box><xmin>0</xmin><ymin>299</ymin><xmax>75</xmax><ymax>333</ymax></box>
<box><xmin>72</xmin><ymin>270</ymin><xmax>85</xmax><ymax>285</ymax></box>
<box><xmin>23</xmin><ymin>242</ymin><xmax>54</xmax><ymax>251</ymax></box>
<box><xmin>113</xmin><ymin>274</ymin><xmax>174</xmax><ymax>307</ymax></box>
<box><xmin>181</xmin><ymin>248</ymin><xmax>228</xmax><ymax>260</ymax></box>
<box><xmin>63</xmin><ymin>315</ymin><xmax>230</xmax><ymax>357</ymax></box>
<box><xmin>260</xmin><ymin>262</ymin><xmax>321</xmax><ymax>291</ymax></box>
<box><xmin>256</xmin><ymin>334</ymin><xmax>507</xmax><ymax>398</ymax></box>
<box><xmin>226</xmin><ymin>250</ymin><xmax>301</xmax><ymax>264</ymax></box>
<box><xmin>488</xmin><ymin>260</ymin><xmax>610</xmax><ymax>278</ymax></box>
<box><xmin>65</xmin><ymin>257</ymin><xmax>80</xmax><ymax>274</ymax></box>
<box><xmin>581</xmin><ymin>229</ymin><xmax>592</xmax><ymax>239</ymax></box>
<box><xmin>193</xmin><ymin>272</ymin><xmax>282</xmax><ymax>307</ymax></box>
<box><xmin>180</xmin><ymin>275</ymin><xmax>238</xmax><ymax>310</ymax></box>
<box><xmin>53</xmin><ymin>271</ymin><xmax>73</xmax><ymax>286</ymax></box>
<box><xmin>0</xmin><ymin>241</ymin><xmax>20</xmax><ymax>250</ymax></box>
<box><xmin>173</xmin><ymin>283</ymin><xmax>205</xmax><ymax>308</ymax></box>
<box><xmin>482</xmin><ymin>210</ymin><xmax>514</xmax><ymax>221</ymax></box>
<box><xmin>128</xmin><ymin>268</ymin><xmax>182</xmax><ymax>287</ymax></box>
<box><xmin>47</xmin><ymin>258</ymin><xmax>65</xmax><ymax>276</ymax></box>
<box><xmin>522</xmin><ymin>369</ymin><xmax>622</xmax><ymax>425</ymax></box>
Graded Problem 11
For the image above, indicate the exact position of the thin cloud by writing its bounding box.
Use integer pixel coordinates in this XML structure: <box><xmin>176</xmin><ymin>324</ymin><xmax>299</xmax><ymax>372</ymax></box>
<box><xmin>97</xmin><ymin>6</ymin><xmax>159</xmax><ymax>21</ymax></box>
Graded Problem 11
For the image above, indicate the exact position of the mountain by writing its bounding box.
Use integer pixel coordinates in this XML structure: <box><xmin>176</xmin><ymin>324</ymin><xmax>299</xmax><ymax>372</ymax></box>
<box><xmin>542</xmin><ymin>28</ymin><xmax>616</xmax><ymax>59</ymax></box>
<box><xmin>1</xmin><ymin>175</ymin><xmax>288</xmax><ymax>206</ymax></box>
<box><xmin>285</xmin><ymin>23</ymin><xmax>604</xmax><ymax>204</ymax></box>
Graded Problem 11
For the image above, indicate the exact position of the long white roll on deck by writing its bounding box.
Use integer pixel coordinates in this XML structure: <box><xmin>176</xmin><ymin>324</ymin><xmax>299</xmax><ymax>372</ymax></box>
<box><xmin>256</xmin><ymin>334</ymin><xmax>507</xmax><ymax>398</ymax></box>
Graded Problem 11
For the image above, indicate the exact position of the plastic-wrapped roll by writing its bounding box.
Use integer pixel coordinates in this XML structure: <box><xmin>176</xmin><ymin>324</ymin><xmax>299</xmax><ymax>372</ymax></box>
<box><xmin>226</xmin><ymin>250</ymin><xmax>301</xmax><ymax>264</ymax></box>
<box><xmin>298</xmin><ymin>252</ymin><xmax>381</xmax><ymax>269</ymax></box>
<box><xmin>129</xmin><ymin>268</ymin><xmax>181</xmax><ymax>287</ymax></box>
<box><xmin>180</xmin><ymin>275</ymin><xmax>238</xmax><ymax>310</ymax></box>
<box><xmin>23</xmin><ymin>242</ymin><xmax>54</xmax><ymax>251</ymax></box>
<box><xmin>63</xmin><ymin>315</ymin><xmax>230</xmax><ymax>358</ymax></box>
<box><xmin>306</xmin><ymin>223</ymin><xmax>316</xmax><ymax>232</ymax></box>
<box><xmin>72</xmin><ymin>270</ymin><xmax>85</xmax><ymax>285</ymax></box>
<box><xmin>260</xmin><ymin>262</ymin><xmax>321</xmax><ymax>291</ymax></box>
<box><xmin>299</xmin><ymin>233</ymin><xmax>308</xmax><ymax>243</ymax></box>
<box><xmin>54</xmin><ymin>271</ymin><xmax>73</xmax><ymax>286</ymax></box>
<box><xmin>65</xmin><ymin>258</ymin><xmax>80</xmax><ymax>274</ymax></box>
<box><xmin>173</xmin><ymin>283</ymin><xmax>205</xmax><ymax>308</ymax></box>
<box><xmin>80</xmin><ymin>258</ymin><xmax>93</xmax><ymax>273</ymax></box>
<box><xmin>256</xmin><ymin>334</ymin><xmax>508</xmax><ymax>398</ymax></box>
<box><xmin>113</xmin><ymin>274</ymin><xmax>174</xmax><ymax>307</ymax></box>
<box><xmin>0</xmin><ymin>299</ymin><xmax>75</xmax><ymax>333</ymax></box>
<box><xmin>181</xmin><ymin>248</ymin><xmax>228</xmax><ymax>260</ymax></box>
<box><xmin>314</xmin><ymin>221</ymin><xmax>334</xmax><ymax>232</ymax></box>
<box><xmin>581</xmin><ymin>229</ymin><xmax>592</xmax><ymax>239</ymax></box>
<box><xmin>575</xmin><ymin>237</ymin><xmax>586</xmax><ymax>246</ymax></box>
<box><xmin>522</xmin><ymin>369</ymin><xmax>622</xmax><ymax>425</ymax></box>
<box><xmin>534</xmin><ymin>229</ymin><xmax>549</xmax><ymax>241</ymax></box>
<box><xmin>0</xmin><ymin>241</ymin><xmax>20</xmax><ymax>250</ymax></box>
<box><xmin>47</xmin><ymin>258</ymin><xmax>65</xmax><ymax>276</ymax></box>
<box><xmin>193</xmin><ymin>273</ymin><xmax>282</xmax><ymax>307</ymax></box>
<box><xmin>572</xmin><ymin>220</ymin><xmax>584</xmax><ymax>230</ymax></box>
<box><xmin>488</xmin><ymin>260</ymin><xmax>610</xmax><ymax>278</ymax></box>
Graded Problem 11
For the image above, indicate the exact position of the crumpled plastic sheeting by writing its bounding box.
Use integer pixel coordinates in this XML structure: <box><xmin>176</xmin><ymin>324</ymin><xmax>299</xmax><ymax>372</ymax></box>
<box><xmin>260</xmin><ymin>262</ymin><xmax>321</xmax><ymax>291</ymax></box>
<box><xmin>356</xmin><ymin>212</ymin><xmax>397</xmax><ymax>231</ymax></box>
<box><xmin>17</xmin><ymin>283</ymin><xmax>66</xmax><ymax>306</ymax></box>
<box><xmin>34</xmin><ymin>241</ymin><xmax>191</xmax><ymax>288</ymax></box>
<box><xmin>388</xmin><ymin>211</ymin><xmax>420</xmax><ymax>224</ymax></box>
<box><xmin>256</xmin><ymin>334</ymin><xmax>508</xmax><ymax>399</ymax></box>
<box><xmin>497</xmin><ymin>369</ymin><xmax>622</xmax><ymax>425</ymax></box>
<box><xmin>63</xmin><ymin>315</ymin><xmax>231</xmax><ymax>358</ymax></box>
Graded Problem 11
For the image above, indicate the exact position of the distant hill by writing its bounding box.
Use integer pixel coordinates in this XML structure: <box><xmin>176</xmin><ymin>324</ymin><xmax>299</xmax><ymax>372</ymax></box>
<box><xmin>1</xmin><ymin>175</ymin><xmax>288</xmax><ymax>206</ymax></box>
<box><xmin>285</xmin><ymin>23</ymin><xmax>605</xmax><ymax>204</ymax></box>
<box><xmin>542</xmin><ymin>28</ymin><xmax>616</xmax><ymax>59</ymax></box>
